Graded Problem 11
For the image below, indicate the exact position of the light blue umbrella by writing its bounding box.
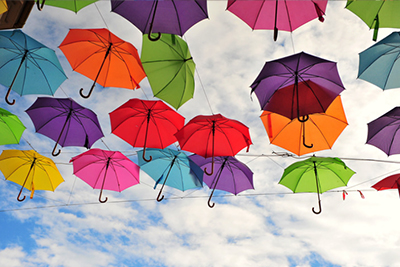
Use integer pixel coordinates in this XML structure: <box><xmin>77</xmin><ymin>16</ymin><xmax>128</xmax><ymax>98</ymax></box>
<box><xmin>358</xmin><ymin>31</ymin><xmax>400</xmax><ymax>90</ymax></box>
<box><xmin>137</xmin><ymin>148</ymin><xmax>203</xmax><ymax>202</ymax></box>
<box><xmin>0</xmin><ymin>30</ymin><xmax>67</xmax><ymax>105</ymax></box>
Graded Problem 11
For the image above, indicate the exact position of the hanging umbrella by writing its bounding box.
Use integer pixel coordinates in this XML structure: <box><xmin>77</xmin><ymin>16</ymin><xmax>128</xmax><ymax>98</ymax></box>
<box><xmin>59</xmin><ymin>28</ymin><xmax>146</xmax><ymax>98</ymax></box>
<box><xmin>189</xmin><ymin>154</ymin><xmax>254</xmax><ymax>208</ymax></box>
<box><xmin>0</xmin><ymin>30</ymin><xmax>67</xmax><ymax>105</ymax></box>
<box><xmin>25</xmin><ymin>97</ymin><xmax>104</xmax><ymax>157</ymax></box>
<box><xmin>111</xmin><ymin>0</ymin><xmax>208</xmax><ymax>41</ymax></box>
<box><xmin>358</xmin><ymin>31</ymin><xmax>400</xmax><ymax>90</ymax></box>
<box><xmin>137</xmin><ymin>148</ymin><xmax>203</xmax><ymax>202</ymax></box>
<box><xmin>0</xmin><ymin>107</ymin><xmax>26</xmax><ymax>146</ymax></box>
<box><xmin>175</xmin><ymin>114</ymin><xmax>252</xmax><ymax>176</ymax></box>
<box><xmin>251</xmin><ymin>52</ymin><xmax>345</xmax><ymax>122</ymax></box>
<box><xmin>366</xmin><ymin>106</ymin><xmax>400</xmax><ymax>156</ymax></box>
<box><xmin>260</xmin><ymin>95</ymin><xmax>348</xmax><ymax>156</ymax></box>
<box><xmin>70</xmin><ymin>148</ymin><xmax>140</xmax><ymax>203</ymax></box>
<box><xmin>141</xmin><ymin>34</ymin><xmax>195</xmax><ymax>109</ymax></box>
<box><xmin>346</xmin><ymin>0</ymin><xmax>400</xmax><ymax>41</ymax></box>
<box><xmin>0</xmin><ymin>150</ymin><xmax>64</xmax><ymax>201</ymax></box>
<box><xmin>109</xmin><ymin>98</ymin><xmax>185</xmax><ymax>162</ymax></box>
<box><xmin>279</xmin><ymin>156</ymin><xmax>355</xmax><ymax>214</ymax></box>
<box><xmin>227</xmin><ymin>0</ymin><xmax>327</xmax><ymax>41</ymax></box>
<box><xmin>372</xmin><ymin>174</ymin><xmax>400</xmax><ymax>197</ymax></box>
<box><xmin>36</xmin><ymin>0</ymin><xmax>98</xmax><ymax>12</ymax></box>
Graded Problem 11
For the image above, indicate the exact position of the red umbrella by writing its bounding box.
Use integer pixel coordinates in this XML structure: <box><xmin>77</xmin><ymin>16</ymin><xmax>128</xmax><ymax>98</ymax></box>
<box><xmin>175</xmin><ymin>114</ymin><xmax>252</xmax><ymax>175</ymax></box>
<box><xmin>109</xmin><ymin>98</ymin><xmax>185</xmax><ymax>162</ymax></box>
<box><xmin>372</xmin><ymin>174</ymin><xmax>400</xmax><ymax>197</ymax></box>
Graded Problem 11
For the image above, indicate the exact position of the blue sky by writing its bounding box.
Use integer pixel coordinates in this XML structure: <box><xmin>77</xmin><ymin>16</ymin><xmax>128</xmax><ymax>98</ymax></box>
<box><xmin>2</xmin><ymin>1</ymin><xmax>400</xmax><ymax>266</ymax></box>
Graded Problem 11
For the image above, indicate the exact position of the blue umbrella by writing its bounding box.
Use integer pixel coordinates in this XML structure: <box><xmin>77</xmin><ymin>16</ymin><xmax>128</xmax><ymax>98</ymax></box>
<box><xmin>137</xmin><ymin>148</ymin><xmax>203</xmax><ymax>202</ymax></box>
<box><xmin>0</xmin><ymin>30</ymin><xmax>67</xmax><ymax>105</ymax></box>
<box><xmin>358</xmin><ymin>31</ymin><xmax>400</xmax><ymax>90</ymax></box>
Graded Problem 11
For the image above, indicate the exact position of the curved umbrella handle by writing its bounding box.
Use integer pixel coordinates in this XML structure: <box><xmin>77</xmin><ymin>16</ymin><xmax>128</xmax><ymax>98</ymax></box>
<box><xmin>79</xmin><ymin>83</ymin><xmax>95</xmax><ymax>99</ymax></box>
<box><xmin>99</xmin><ymin>189</ymin><xmax>108</xmax><ymax>203</ymax></box>
<box><xmin>204</xmin><ymin>160</ymin><xmax>214</xmax><ymax>176</ymax></box>
<box><xmin>17</xmin><ymin>187</ymin><xmax>26</xmax><ymax>202</ymax></box>
<box><xmin>5</xmin><ymin>87</ymin><xmax>15</xmax><ymax>105</ymax></box>
<box><xmin>207</xmin><ymin>196</ymin><xmax>215</xmax><ymax>208</ymax></box>
<box><xmin>52</xmin><ymin>143</ymin><xmax>61</xmax><ymax>157</ymax></box>
<box><xmin>148</xmin><ymin>32</ymin><xmax>161</xmax><ymax>41</ymax></box>
<box><xmin>298</xmin><ymin>114</ymin><xmax>309</xmax><ymax>122</ymax></box>
<box><xmin>36</xmin><ymin>0</ymin><xmax>45</xmax><ymax>11</ymax></box>
<box><xmin>312</xmin><ymin>200</ymin><xmax>322</xmax><ymax>214</ymax></box>
<box><xmin>142</xmin><ymin>147</ymin><xmax>153</xmax><ymax>162</ymax></box>
<box><xmin>156</xmin><ymin>189</ymin><xmax>164</xmax><ymax>202</ymax></box>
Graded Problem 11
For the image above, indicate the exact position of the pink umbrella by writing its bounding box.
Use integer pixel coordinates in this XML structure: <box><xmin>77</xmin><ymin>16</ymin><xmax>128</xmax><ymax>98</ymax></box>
<box><xmin>70</xmin><ymin>148</ymin><xmax>140</xmax><ymax>203</ymax></box>
<box><xmin>227</xmin><ymin>0</ymin><xmax>327</xmax><ymax>41</ymax></box>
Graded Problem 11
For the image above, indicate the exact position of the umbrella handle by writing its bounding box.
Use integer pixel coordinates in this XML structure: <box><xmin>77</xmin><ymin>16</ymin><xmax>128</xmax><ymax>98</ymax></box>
<box><xmin>142</xmin><ymin>147</ymin><xmax>153</xmax><ymax>162</ymax></box>
<box><xmin>298</xmin><ymin>114</ymin><xmax>309</xmax><ymax>122</ymax></box>
<box><xmin>207</xmin><ymin>195</ymin><xmax>215</xmax><ymax>208</ymax></box>
<box><xmin>52</xmin><ymin>143</ymin><xmax>61</xmax><ymax>157</ymax></box>
<box><xmin>148</xmin><ymin>33</ymin><xmax>161</xmax><ymax>41</ymax></box>
<box><xmin>204</xmin><ymin>160</ymin><xmax>214</xmax><ymax>176</ymax></box>
<box><xmin>36</xmin><ymin>0</ymin><xmax>45</xmax><ymax>11</ymax></box>
<box><xmin>17</xmin><ymin>187</ymin><xmax>26</xmax><ymax>202</ymax></box>
<box><xmin>99</xmin><ymin>190</ymin><xmax>108</xmax><ymax>203</ymax></box>
<box><xmin>273</xmin><ymin>27</ymin><xmax>278</xmax><ymax>42</ymax></box>
<box><xmin>312</xmin><ymin>200</ymin><xmax>322</xmax><ymax>214</ymax></box>
<box><xmin>5</xmin><ymin>87</ymin><xmax>15</xmax><ymax>105</ymax></box>
<box><xmin>79</xmin><ymin>83</ymin><xmax>95</xmax><ymax>99</ymax></box>
<box><xmin>156</xmin><ymin>189</ymin><xmax>164</xmax><ymax>202</ymax></box>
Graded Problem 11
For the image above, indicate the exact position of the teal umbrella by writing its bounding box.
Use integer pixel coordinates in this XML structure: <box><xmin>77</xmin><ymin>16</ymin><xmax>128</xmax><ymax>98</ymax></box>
<box><xmin>0</xmin><ymin>30</ymin><xmax>67</xmax><ymax>105</ymax></box>
<box><xmin>358</xmin><ymin>31</ymin><xmax>400</xmax><ymax>90</ymax></box>
<box><xmin>137</xmin><ymin>148</ymin><xmax>203</xmax><ymax>202</ymax></box>
<box><xmin>0</xmin><ymin>107</ymin><xmax>25</xmax><ymax>145</ymax></box>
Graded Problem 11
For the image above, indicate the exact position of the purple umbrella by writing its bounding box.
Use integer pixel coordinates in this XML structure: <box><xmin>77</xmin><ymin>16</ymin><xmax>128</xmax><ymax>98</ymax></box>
<box><xmin>190</xmin><ymin>154</ymin><xmax>254</xmax><ymax>208</ymax></box>
<box><xmin>25</xmin><ymin>97</ymin><xmax>104</xmax><ymax>157</ymax></box>
<box><xmin>111</xmin><ymin>0</ymin><xmax>208</xmax><ymax>41</ymax></box>
<box><xmin>367</xmin><ymin>107</ymin><xmax>400</xmax><ymax>156</ymax></box>
<box><xmin>250</xmin><ymin>52</ymin><xmax>345</xmax><ymax>121</ymax></box>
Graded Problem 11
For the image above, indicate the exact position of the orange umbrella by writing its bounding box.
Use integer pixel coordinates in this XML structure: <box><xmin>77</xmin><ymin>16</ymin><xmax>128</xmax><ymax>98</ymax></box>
<box><xmin>59</xmin><ymin>28</ymin><xmax>146</xmax><ymax>98</ymax></box>
<box><xmin>260</xmin><ymin>95</ymin><xmax>348</xmax><ymax>156</ymax></box>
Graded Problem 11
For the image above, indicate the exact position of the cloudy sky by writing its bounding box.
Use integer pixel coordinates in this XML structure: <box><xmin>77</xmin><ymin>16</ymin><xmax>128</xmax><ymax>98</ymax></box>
<box><xmin>1</xmin><ymin>1</ymin><xmax>400</xmax><ymax>266</ymax></box>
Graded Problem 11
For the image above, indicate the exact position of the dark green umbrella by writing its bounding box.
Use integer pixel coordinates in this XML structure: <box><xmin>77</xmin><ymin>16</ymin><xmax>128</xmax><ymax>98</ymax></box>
<box><xmin>141</xmin><ymin>34</ymin><xmax>195</xmax><ymax>110</ymax></box>
<box><xmin>279</xmin><ymin>156</ymin><xmax>355</xmax><ymax>214</ymax></box>
<box><xmin>0</xmin><ymin>107</ymin><xmax>25</xmax><ymax>146</ymax></box>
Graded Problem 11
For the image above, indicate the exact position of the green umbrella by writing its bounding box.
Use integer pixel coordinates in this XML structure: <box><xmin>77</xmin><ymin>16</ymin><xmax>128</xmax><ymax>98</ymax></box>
<box><xmin>141</xmin><ymin>34</ymin><xmax>195</xmax><ymax>110</ymax></box>
<box><xmin>0</xmin><ymin>108</ymin><xmax>25</xmax><ymax>146</ymax></box>
<box><xmin>346</xmin><ymin>0</ymin><xmax>400</xmax><ymax>41</ymax></box>
<box><xmin>36</xmin><ymin>0</ymin><xmax>98</xmax><ymax>12</ymax></box>
<box><xmin>279</xmin><ymin>156</ymin><xmax>355</xmax><ymax>214</ymax></box>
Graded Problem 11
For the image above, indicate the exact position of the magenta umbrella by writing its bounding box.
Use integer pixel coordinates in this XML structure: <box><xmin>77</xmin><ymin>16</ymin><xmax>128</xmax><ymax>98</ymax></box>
<box><xmin>227</xmin><ymin>0</ymin><xmax>327</xmax><ymax>41</ymax></box>
<box><xmin>70</xmin><ymin>148</ymin><xmax>140</xmax><ymax>203</ymax></box>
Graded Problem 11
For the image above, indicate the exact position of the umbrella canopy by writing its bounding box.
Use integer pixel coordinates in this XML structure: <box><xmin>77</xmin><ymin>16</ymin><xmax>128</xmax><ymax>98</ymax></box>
<box><xmin>0</xmin><ymin>30</ymin><xmax>67</xmax><ymax>105</ymax></box>
<box><xmin>70</xmin><ymin>148</ymin><xmax>140</xmax><ymax>203</ymax></box>
<box><xmin>0</xmin><ymin>107</ymin><xmax>25</xmax><ymax>145</ymax></box>
<box><xmin>137</xmin><ymin>148</ymin><xmax>203</xmax><ymax>202</ymax></box>
<box><xmin>37</xmin><ymin>0</ymin><xmax>98</xmax><ymax>12</ymax></box>
<box><xmin>190</xmin><ymin>154</ymin><xmax>254</xmax><ymax>208</ymax></box>
<box><xmin>260</xmin><ymin>95</ymin><xmax>348</xmax><ymax>156</ymax></box>
<box><xmin>0</xmin><ymin>150</ymin><xmax>64</xmax><ymax>201</ymax></box>
<box><xmin>141</xmin><ymin>33</ymin><xmax>195</xmax><ymax>109</ymax></box>
<box><xmin>175</xmin><ymin>113</ymin><xmax>252</xmax><ymax>175</ymax></box>
<box><xmin>109</xmin><ymin>98</ymin><xmax>185</xmax><ymax>162</ymax></box>
<box><xmin>372</xmin><ymin>173</ymin><xmax>400</xmax><ymax>197</ymax></box>
<box><xmin>358</xmin><ymin>31</ymin><xmax>400</xmax><ymax>90</ymax></box>
<box><xmin>227</xmin><ymin>0</ymin><xmax>327</xmax><ymax>41</ymax></box>
<box><xmin>0</xmin><ymin>0</ymin><xmax>7</xmax><ymax>15</ymax></box>
<box><xmin>25</xmin><ymin>97</ymin><xmax>104</xmax><ymax>157</ymax></box>
<box><xmin>279</xmin><ymin>156</ymin><xmax>355</xmax><ymax>214</ymax></box>
<box><xmin>366</xmin><ymin>106</ymin><xmax>400</xmax><ymax>156</ymax></box>
<box><xmin>111</xmin><ymin>0</ymin><xmax>208</xmax><ymax>40</ymax></box>
<box><xmin>59</xmin><ymin>28</ymin><xmax>146</xmax><ymax>98</ymax></box>
<box><xmin>250</xmin><ymin>52</ymin><xmax>345</xmax><ymax>121</ymax></box>
<box><xmin>346</xmin><ymin>0</ymin><xmax>400</xmax><ymax>41</ymax></box>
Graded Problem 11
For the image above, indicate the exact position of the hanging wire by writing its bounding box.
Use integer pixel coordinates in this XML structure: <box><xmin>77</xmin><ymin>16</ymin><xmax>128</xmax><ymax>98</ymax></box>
<box><xmin>94</xmin><ymin>2</ymin><xmax>110</xmax><ymax>30</ymax></box>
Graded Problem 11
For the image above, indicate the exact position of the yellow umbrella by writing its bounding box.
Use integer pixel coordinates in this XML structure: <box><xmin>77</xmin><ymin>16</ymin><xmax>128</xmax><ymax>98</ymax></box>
<box><xmin>0</xmin><ymin>150</ymin><xmax>64</xmax><ymax>201</ymax></box>
<box><xmin>0</xmin><ymin>0</ymin><xmax>7</xmax><ymax>15</ymax></box>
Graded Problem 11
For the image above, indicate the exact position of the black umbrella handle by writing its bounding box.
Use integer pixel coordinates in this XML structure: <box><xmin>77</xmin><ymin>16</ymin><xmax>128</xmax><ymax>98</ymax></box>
<box><xmin>36</xmin><ymin>0</ymin><xmax>45</xmax><ymax>11</ymax></box>
<box><xmin>312</xmin><ymin>198</ymin><xmax>322</xmax><ymax>214</ymax></box>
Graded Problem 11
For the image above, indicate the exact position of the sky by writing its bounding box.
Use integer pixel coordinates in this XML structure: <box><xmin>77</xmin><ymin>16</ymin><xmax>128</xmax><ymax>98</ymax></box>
<box><xmin>1</xmin><ymin>1</ymin><xmax>400</xmax><ymax>266</ymax></box>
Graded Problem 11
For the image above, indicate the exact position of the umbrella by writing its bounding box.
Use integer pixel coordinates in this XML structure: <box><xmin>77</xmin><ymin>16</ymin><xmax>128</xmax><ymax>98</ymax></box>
<box><xmin>0</xmin><ymin>0</ymin><xmax>7</xmax><ymax>15</ymax></box>
<box><xmin>0</xmin><ymin>107</ymin><xmax>25</xmax><ymax>146</ymax></box>
<box><xmin>372</xmin><ymin>174</ymin><xmax>400</xmax><ymax>197</ymax></box>
<box><xmin>137</xmin><ymin>148</ymin><xmax>203</xmax><ymax>202</ymax></box>
<box><xmin>175</xmin><ymin>114</ymin><xmax>252</xmax><ymax>176</ymax></box>
<box><xmin>25</xmin><ymin>97</ymin><xmax>104</xmax><ymax>157</ymax></box>
<box><xmin>190</xmin><ymin>154</ymin><xmax>254</xmax><ymax>208</ymax></box>
<box><xmin>279</xmin><ymin>156</ymin><xmax>355</xmax><ymax>214</ymax></box>
<box><xmin>70</xmin><ymin>148</ymin><xmax>140</xmax><ymax>203</ymax></box>
<box><xmin>358</xmin><ymin>31</ymin><xmax>400</xmax><ymax>90</ymax></box>
<box><xmin>111</xmin><ymin>0</ymin><xmax>208</xmax><ymax>41</ymax></box>
<box><xmin>366</xmin><ymin>106</ymin><xmax>400</xmax><ymax>156</ymax></box>
<box><xmin>0</xmin><ymin>150</ymin><xmax>64</xmax><ymax>201</ymax></box>
<box><xmin>109</xmin><ymin>98</ymin><xmax>185</xmax><ymax>162</ymax></box>
<box><xmin>227</xmin><ymin>0</ymin><xmax>327</xmax><ymax>41</ymax></box>
<box><xmin>0</xmin><ymin>30</ymin><xmax>67</xmax><ymax>105</ymax></box>
<box><xmin>36</xmin><ymin>0</ymin><xmax>97</xmax><ymax>12</ymax></box>
<box><xmin>346</xmin><ymin>0</ymin><xmax>400</xmax><ymax>41</ymax></box>
<box><xmin>260</xmin><ymin>95</ymin><xmax>348</xmax><ymax>156</ymax></box>
<box><xmin>141</xmin><ymin>33</ymin><xmax>195</xmax><ymax>109</ymax></box>
<box><xmin>59</xmin><ymin>28</ymin><xmax>146</xmax><ymax>98</ymax></box>
<box><xmin>250</xmin><ymin>52</ymin><xmax>345</xmax><ymax>121</ymax></box>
